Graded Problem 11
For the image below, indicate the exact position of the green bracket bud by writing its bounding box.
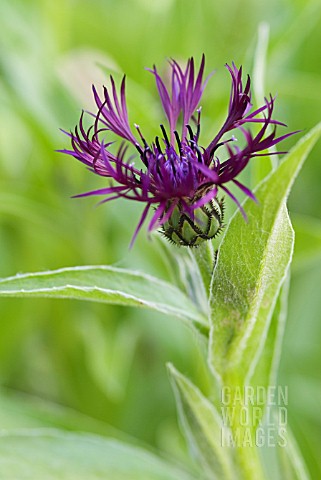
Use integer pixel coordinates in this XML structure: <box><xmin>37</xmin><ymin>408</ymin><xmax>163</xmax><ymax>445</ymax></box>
<box><xmin>161</xmin><ymin>197</ymin><xmax>225</xmax><ymax>247</ymax></box>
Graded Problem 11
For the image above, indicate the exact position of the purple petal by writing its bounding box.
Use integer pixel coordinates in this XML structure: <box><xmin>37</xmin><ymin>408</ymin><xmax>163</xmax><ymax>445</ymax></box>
<box><xmin>220</xmin><ymin>185</ymin><xmax>247</xmax><ymax>220</ymax></box>
<box><xmin>148</xmin><ymin>202</ymin><xmax>166</xmax><ymax>232</ymax></box>
<box><xmin>93</xmin><ymin>77</ymin><xmax>137</xmax><ymax>145</ymax></box>
<box><xmin>232</xmin><ymin>179</ymin><xmax>257</xmax><ymax>201</ymax></box>
<box><xmin>192</xmin><ymin>162</ymin><xmax>220</xmax><ymax>183</ymax></box>
<box><xmin>129</xmin><ymin>203</ymin><xmax>151</xmax><ymax>248</ymax></box>
<box><xmin>191</xmin><ymin>187</ymin><xmax>218</xmax><ymax>210</ymax></box>
<box><xmin>72</xmin><ymin>185</ymin><xmax>128</xmax><ymax>198</ymax></box>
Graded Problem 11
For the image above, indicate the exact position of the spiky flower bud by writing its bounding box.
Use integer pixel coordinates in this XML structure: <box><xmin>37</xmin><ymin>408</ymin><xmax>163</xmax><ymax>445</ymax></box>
<box><xmin>162</xmin><ymin>197</ymin><xmax>224</xmax><ymax>247</ymax></box>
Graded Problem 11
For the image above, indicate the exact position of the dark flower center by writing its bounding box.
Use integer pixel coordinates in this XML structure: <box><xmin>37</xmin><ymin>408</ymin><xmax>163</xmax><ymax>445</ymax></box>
<box><xmin>135</xmin><ymin>123</ymin><xmax>206</xmax><ymax>196</ymax></box>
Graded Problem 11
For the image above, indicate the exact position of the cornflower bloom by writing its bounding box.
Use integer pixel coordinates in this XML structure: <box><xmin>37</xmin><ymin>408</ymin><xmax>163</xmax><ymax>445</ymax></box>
<box><xmin>60</xmin><ymin>56</ymin><xmax>294</xmax><ymax>247</ymax></box>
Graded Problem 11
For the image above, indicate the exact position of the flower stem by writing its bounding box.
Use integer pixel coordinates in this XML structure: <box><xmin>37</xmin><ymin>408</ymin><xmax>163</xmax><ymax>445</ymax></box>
<box><xmin>234</xmin><ymin>442</ymin><xmax>267</xmax><ymax>480</ymax></box>
<box><xmin>222</xmin><ymin>376</ymin><xmax>267</xmax><ymax>480</ymax></box>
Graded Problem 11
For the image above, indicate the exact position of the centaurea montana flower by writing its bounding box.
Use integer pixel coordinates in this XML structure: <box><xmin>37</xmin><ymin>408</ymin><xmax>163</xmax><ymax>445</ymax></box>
<box><xmin>60</xmin><ymin>56</ymin><xmax>295</xmax><ymax>247</ymax></box>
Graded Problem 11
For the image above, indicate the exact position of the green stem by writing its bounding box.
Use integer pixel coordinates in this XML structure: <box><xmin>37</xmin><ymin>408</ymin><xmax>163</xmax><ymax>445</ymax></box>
<box><xmin>222</xmin><ymin>375</ymin><xmax>267</xmax><ymax>480</ymax></box>
<box><xmin>234</xmin><ymin>441</ymin><xmax>266</xmax><ymax>480</ymax></box>
<box><xmin>190</xmin><ymin>241</ymin><xmax>215</xmax><ymax>295</ymax></box>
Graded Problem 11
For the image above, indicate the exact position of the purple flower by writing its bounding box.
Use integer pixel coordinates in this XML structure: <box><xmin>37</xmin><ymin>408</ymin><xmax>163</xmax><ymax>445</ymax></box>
<box><xmin>60</xmin><ymin>56</ymin><xmax>295</xmax><ymax>247</ymax></box>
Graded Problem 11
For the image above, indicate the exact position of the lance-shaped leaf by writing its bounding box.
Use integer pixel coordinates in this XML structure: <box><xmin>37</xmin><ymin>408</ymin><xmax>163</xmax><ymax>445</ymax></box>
<box><xmin>209</xmin><ymin>123</ymin><xmax>321</xmax><ymax>380</ymax></box>
<box><xmin>156</xmin><ymin>237</ymin><xmax>209</xmax><ymax>315</ymax></box>
<box><xmin>0</xmin><ymin>429</ymin><xmax>198</xmax><ymax>480</ymax></box>
<box><xmin>276</xmin><ymin>426</ymin><xmax>311</xmax><ymax>480</ymax></box>
<box><xmin>0</xmin><ymin>266</ymin><xmax>207</xmax><ymax>332</ymax></box>
<box><xmin>260</xmin><ymin>422</ymin><xmax>311</xmax><ymax>480</ymax></box>
<box><xmin>247</xmin><ymin>275</ymin><xmax>290</xmax><ymax>431</ymax></box>
<box><xmin>250</xmin><ymin>274</ymin><xmax>290</xmax><ymax>391</ymax></box>
<box><xmin>189</xmin><ymin>241</ymin><xmax>215</xmax><ymax>300</ymax></box>
<box><xmin>168</xmin><ymin>364</ymin><xmax>235</xmax><ymax>480</ymax></box>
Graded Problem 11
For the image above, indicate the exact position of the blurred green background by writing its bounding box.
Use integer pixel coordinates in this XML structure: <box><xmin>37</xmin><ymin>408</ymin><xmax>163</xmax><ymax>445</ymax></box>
<box><xmin>1</xmin><ymin>0</ymin><xmax>321</xmax><ymax>477</ymax></box>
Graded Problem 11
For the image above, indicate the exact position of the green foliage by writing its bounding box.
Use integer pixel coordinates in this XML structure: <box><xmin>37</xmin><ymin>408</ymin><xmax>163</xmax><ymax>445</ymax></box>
<box><xmin>1</xmin><ymin>0</ymin><xmax>321</xmax><ymax>478</ymax></box>
<box><xmin>209</xmin><ymin>124</ymin><xmax>321</xmax><ymax>383</ymax></box>
<box><xmin>277</xmin><ymin>427</ymin><xmax>311</xmax><ymax>480</ymax></box>
<box><xmin>207</xmin><ymin>125</ymin><xmax>321</xmax><ymax>479</ymax></box>
<box><xmin>250</xmin><ymin>276</ymin><xmax>290</xmax><ymax>411</ymax></box>
<box><xmin>0</xmin><ymin>430</ymin><xmax>197</xmax><ymax>480</ymax></box>
<box><xmin>0</xmin><ymin>266</ymin><xmax>207</xmax><ymax>331</ymax></box>
<box><xmin>168</xmin><ymin>364</ymin><xmax>234</xmax><ymax>480</ymax></box>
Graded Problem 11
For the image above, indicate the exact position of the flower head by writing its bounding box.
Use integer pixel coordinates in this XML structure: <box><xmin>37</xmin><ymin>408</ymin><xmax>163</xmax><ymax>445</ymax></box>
<box><xmin>60</xmin><ymin>56</ymin><xmax>295</xmax><ymax>247</ymax></box>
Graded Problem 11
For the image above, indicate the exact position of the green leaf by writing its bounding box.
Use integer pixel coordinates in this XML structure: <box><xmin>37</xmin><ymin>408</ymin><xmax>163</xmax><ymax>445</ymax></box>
<box><xmin>277</xmin><ymin>427</ymin><xmax>311</xmax><ymax>480</ymax></box>
<box><xmin>0</xmin><ymin>429</ymin><xmax>197</xmax><ymax>480</ymax></box>
<box><xmin>251</xmin><ymin>273</ymin><xmax>289</xmax><ymax>387</ymax></box>
<box><xmin>155</xmin><ymin>237</ymin><xmax>209</xmax><ymax>315</ymax></box>
<box><xmin>252</xmin><ymin>22</ymin><xmax>278</xmax><ymax>182</ymax></box>
<box><xmin>190</xmin><ymin>241</ymin><xmax>215</xmax><ymax>299</ymax></box>
<box><xmin>168</xmin><ymin>364</ymin><xmax>234</xmax><ymax>480</ymax></box>
<box><xmin>254</xmin><ymin>420</ymin><xmax>311</xmax><ymax>480</ymax></box>
<box><xmin>249</xmin><ymin>275</ymin><xmax>290</xmax><ymax>430</ymax></box>
<box><xmin>210</xmin><ymin>204</ymin><xmax>293</xmax><ymax>383</ymax></box>
<box><xmin>209</xmin><ymin>123</ymin><xmax>321</xmax><ymax>381</ymax></box>
<box><xmin>0</xmin><ymin>389</ymin><xmax>126</xmax><ymax>439</ymax></box>
<box><xmin>0</xmin><ymin>266</ymin><xmax>207</xmax><ymax>331</ymax></box>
